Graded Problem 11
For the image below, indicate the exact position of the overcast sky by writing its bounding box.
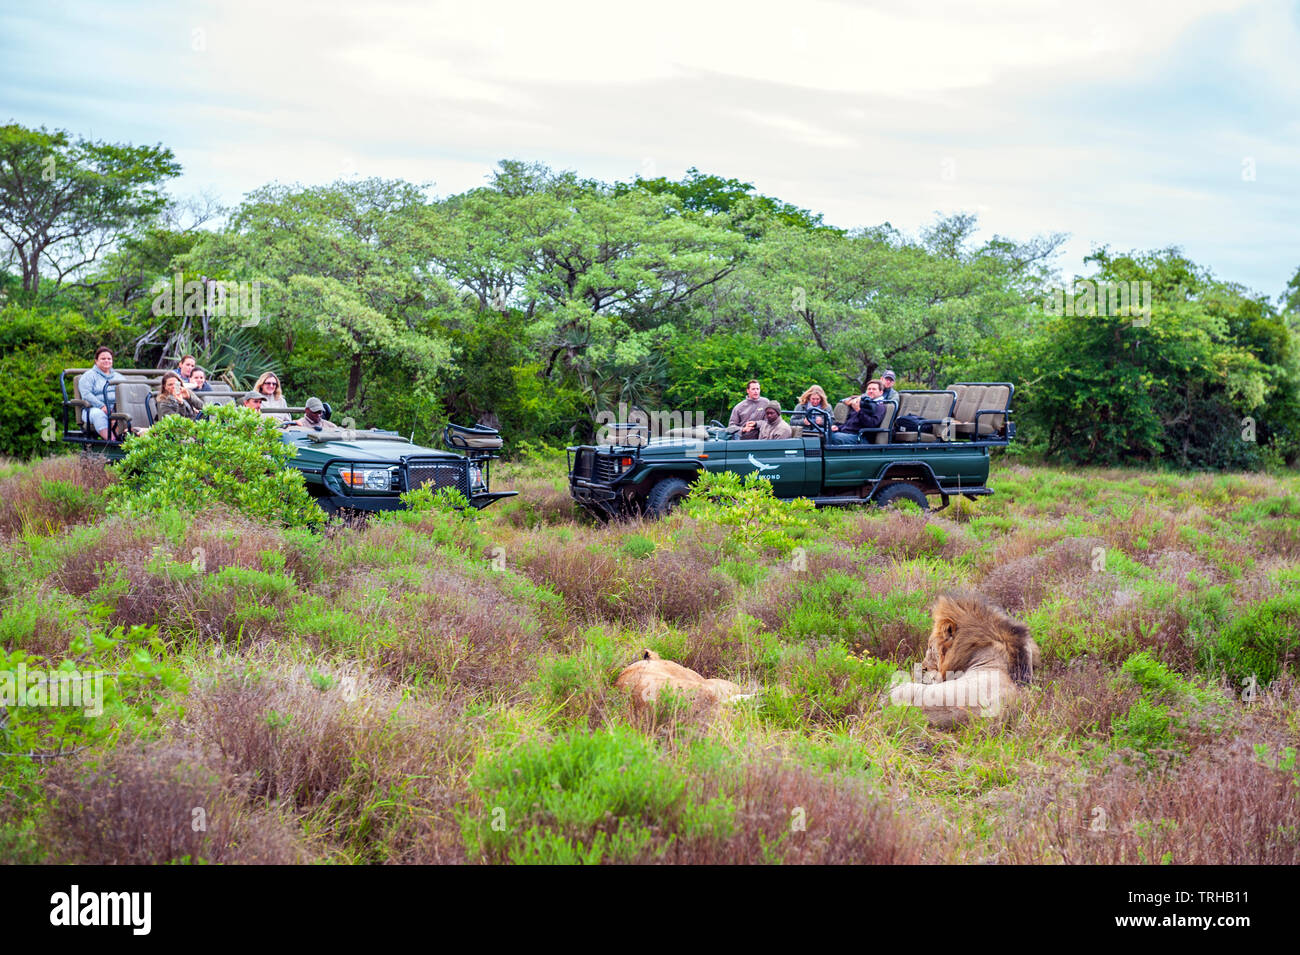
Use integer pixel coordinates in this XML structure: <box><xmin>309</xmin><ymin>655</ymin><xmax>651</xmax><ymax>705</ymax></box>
<box><xmin>4</xmin><ymin>0</ymin><xmax>1297</xmax><ymax>298</ymax></box>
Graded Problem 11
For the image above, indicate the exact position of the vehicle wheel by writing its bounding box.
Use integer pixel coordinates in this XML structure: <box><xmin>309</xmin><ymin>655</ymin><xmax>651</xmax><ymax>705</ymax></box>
<box><xmin>873</xmin><ymin>481</ymin><xmax>930</xmax><ymax>511</ymax></box>
<box><xmin>645</xmin><ymin>477</ymin><xmax>691</xmax><ymax>519</ymax></box>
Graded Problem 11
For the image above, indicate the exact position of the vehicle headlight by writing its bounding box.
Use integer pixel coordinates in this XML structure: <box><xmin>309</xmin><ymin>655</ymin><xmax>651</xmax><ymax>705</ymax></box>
<box><xmin>469</xmin><ymin>465</ymin><xmax>485</xmax><ymax>489</ymax></box>
<box><xmin>340</xmin><ymin>467</ymin><xmax>392</xmax><ymax>490</ymax></box>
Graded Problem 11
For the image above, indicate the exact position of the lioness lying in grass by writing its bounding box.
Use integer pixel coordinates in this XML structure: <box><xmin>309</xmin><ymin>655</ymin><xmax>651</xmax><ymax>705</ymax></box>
<box><xmin>615</xmin><ymin>650</ymin><xmax>744</xmax><ymax>711</ymax></box>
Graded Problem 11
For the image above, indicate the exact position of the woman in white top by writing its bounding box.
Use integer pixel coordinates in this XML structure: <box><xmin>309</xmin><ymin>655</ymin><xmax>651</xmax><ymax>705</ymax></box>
<box><xmin>251</xmin><ymin>371</ymin><xmax>292</xmax><ymax>424</ymax></box>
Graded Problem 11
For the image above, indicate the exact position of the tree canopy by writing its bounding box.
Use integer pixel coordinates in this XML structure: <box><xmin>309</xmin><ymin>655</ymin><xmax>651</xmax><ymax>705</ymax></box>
<box><xmin>1</xmin><ymin>122</ymin><xmax>1297</xmax><ymax>469</ymax></box>
<box><xmin>0</xmin><ymin>123</ymin><xmax>179</xmax><ymax>297</ymax></box>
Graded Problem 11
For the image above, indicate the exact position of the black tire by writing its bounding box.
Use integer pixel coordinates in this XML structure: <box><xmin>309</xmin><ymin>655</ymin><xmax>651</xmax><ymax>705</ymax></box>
<box><xmin>645</xmin><ymin>477</ymin><xmax>691</xmax><ymax>519</ymax></box>
<box><xmin>873</xmin><ymin>481</ymin><xmax>930</xmax><ymax>511</ymax></box>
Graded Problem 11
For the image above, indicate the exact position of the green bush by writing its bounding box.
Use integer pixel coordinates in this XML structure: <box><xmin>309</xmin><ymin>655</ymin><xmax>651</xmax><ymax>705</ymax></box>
<box><xmin>104</xmin><ymin>404</ymin><xmax>321</xmax><ymax>527</ymax></box>
<box><xmin>663</xmin><ymin>331</ymin><xmax>852</xmax><ymax>423</ymax></box>
<box><xmin>0</xmin><ymin>624</ymin><xmax>185</xmax><ymax>802</ymax></box>
<box><xmin>462</xmin><ymin>727</ymin><xmax>709</xmax><ymax>864</ymax></box>
<box><xmin>1119</xmin><ymin>650</ymin><xmax>1214</xmax><ymax>705</ymax></box>
<box><xmin>0</xmin><ymin>305</ymin><xmax>103</xmax><ymax>459</ymax></box>
<box><xmin>1205</xmin><ymin>591</ymin><xmax>1300</xmax><ymax>685</ymax></box>
<box><xmin>1111</xmin><ymin>697</ymin><xmax>1178</xmax><ymax>764</ymax></box>
<box><xmin>679</xmin><ymin>470</ymin><xmax>814</xmax><ymax>557</ymax></box>
<box><xmin>620</xmin><ymin>534</ymin><xmax>656</xmax><ymax>560</ymax></box>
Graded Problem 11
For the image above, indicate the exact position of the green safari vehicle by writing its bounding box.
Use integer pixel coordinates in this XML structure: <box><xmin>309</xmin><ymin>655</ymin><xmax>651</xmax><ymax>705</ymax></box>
<box><xmin>567</xmin><ymin>383</ymin><xmax>1014</xmax><ymax>520</ymax></box>
<box><xmin>58</xmin><ymin>367</ymin><xmax>516</xmax><ymax>514</ymax></box>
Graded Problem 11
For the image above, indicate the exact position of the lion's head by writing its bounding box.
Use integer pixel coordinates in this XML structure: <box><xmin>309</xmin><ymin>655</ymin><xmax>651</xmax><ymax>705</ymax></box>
<box><xmin>928</xmin><ymin>593</ymin><xmax>1036</xmax><ymax>684</ymax></box>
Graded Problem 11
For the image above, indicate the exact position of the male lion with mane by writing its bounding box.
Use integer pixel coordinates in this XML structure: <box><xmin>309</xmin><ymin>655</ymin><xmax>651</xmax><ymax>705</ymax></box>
<box><xmin>888</xmin><ymin>593</ymin><xmax>1040</xmax><ymax>727</ymax></box>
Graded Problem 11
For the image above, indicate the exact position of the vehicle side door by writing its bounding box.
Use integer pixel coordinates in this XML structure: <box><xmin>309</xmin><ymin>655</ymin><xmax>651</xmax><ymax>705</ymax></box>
<box><xmin>723</xmin><ymin>437</ymin><xmax>808</xmax><ymax>495</ymax></box>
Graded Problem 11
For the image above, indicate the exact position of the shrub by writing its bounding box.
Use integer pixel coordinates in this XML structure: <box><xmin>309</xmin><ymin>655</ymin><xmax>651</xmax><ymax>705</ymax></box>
<box><xmin>678</xmin><ymin>470</ymin><xmax>814</xmax><ymax>558</ymax></box>
<box><xmin>1000</xmin><ymin>740</ymin><xmax>1300</xmax><ymax>864</ymax></box>
<box><xmin>520</xmin><ymin>537</ymin><xmax>733</xmax><ymax>627</ymax></box>
<box><xmin>1204</xmin><ymin>591</ymin><xmax>1300</xmax><ymax>685</ymax></box>
<box><xmin>620</xmin><ymin>533</ymin><xmax>656</xmax><ymax>560</ymax></box>
<box><xmin>462</xmin><ymin>726</ymin><xmax>695</xmax><ymax>864</ymax></box>
<box><xmin>0</xmin><ymin>454</ymin><xmax>112</xmax><ymax>537</ymax></box>
<box><xmin>1111</xmin><ymin>697</ymin><xmax>1179</xmax><ymax>764</ymax></box>
<box><xmin>184</xmin><ymin>660</ymin><xmax>476</xmax><ymax>863</ymax></box>
<box><xmin>0</xmin><ymin>624</ymin><xmax>185</xmax><ymax>803</ymax></box>
<box><xmin>104</xmin><ymin>404</ymin><xmax>321</xmax><ymax>527</ymax></box>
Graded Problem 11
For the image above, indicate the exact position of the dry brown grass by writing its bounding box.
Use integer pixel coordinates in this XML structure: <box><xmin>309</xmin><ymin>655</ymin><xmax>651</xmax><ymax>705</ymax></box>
<box><xmin>0</xmin><ymin>454</ymin><xmax>113</xmax><ymax>538</ymax></box>
<box><xmin>837</xmin><ymin>510</ymin><xmax>974</xmax><ymax>561</ymax></box>
<box><xmin>661</xmin><ymin>756</ymin><xmax>938</xmax><ymax>864</ymax></box>
<box><xmin>981</xmin><ymin>536</ymin><xmax>1101</xmax><ymax>614</ymax></box>
<box><xmin>520</xmin><ymin>536</ymin><xmax>734</xmax><ymax>627</ymax></box>
<box><xmin>497</xmin><ymin>473</ymin><xmax>580</xmax><ymax>527</ymax></box>
<box><xmin>42</xmin><ymin>742</ymin><xmax>309</xmax><ymax>864</ymax></box>
<box><xmin>183</xmin><ymin>660</ymin><xmax>478</xmax><ymax>862</ymax></box>
<box><xmin>50</xmin><ymin>518</ymin><xmax>169</xmax><ymax>600</ymax></box>
<box><xmin>335</xmin><ymin>565</ymin><xmax>546</xmax><ymax>693</ymax></box>
<box><xmin>186</xmin><ymin>509</ymin><xmax>323</xmax><ymax>586</ymax></box>
<box><xmin>1016</xmin><ymin>661</ymin><xmax>1141</xmax><ymax>740</ymax></box>
<box><xmin>995</xmin><ymin>739</ymin><xmax>1300</xmax><ymax>864</ymax></box>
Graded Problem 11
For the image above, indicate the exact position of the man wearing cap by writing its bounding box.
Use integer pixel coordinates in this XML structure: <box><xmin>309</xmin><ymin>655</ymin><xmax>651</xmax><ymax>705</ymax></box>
<box><xmin>294</xmin><ymin>397</ymin><xmax>341</xmax><ymax>431</ymax></box>
<box><xmin>880</xmin><ymin>371</ymin><xmax>899</xmax><ymax>404</ymax></box>
<box><xmin>757</xmin><ymin>400</ymin><xmax>793</xmax><ymax>440</ymax></box>
<box><xmin>240</xmin><ymin>391</ymin><xmax>267</xmax><ymax>411</ymax></box>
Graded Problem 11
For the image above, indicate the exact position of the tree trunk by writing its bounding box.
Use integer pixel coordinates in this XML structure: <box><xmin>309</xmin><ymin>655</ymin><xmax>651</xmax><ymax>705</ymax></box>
<box><xmin>347</xmin><ymin>355</ymin><xmax>362</xmax><ymax>404</ymax></box>
<box><xmin>25</xmin><ymin>248</ymin><xmax>41</xmax><ymax>295</ymax></box>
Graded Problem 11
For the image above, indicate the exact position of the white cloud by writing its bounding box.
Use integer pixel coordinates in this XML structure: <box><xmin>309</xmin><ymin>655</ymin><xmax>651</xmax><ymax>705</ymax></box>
<box><xmin>4</xmin><ymin>0</ymin><xmax>1296</xmax><ymax>292</ymax></box>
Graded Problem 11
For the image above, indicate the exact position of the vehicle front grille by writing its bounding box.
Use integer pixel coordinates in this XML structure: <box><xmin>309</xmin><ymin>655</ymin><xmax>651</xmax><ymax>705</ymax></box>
<box><xmin>594</xmin><ymin>455</ymin><xmax>622</xmax><ymax>483</ymax></box>
<box><xmin>406</xmin><ymin>459</ymin><xmax>469</xmax><ymax>496</ymax></box>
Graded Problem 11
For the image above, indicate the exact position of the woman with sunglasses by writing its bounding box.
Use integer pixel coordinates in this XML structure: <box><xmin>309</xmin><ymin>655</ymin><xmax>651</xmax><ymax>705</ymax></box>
<box><xmin>252</xmin><ymin>371</ymin><xmax>291</xmax><ymax>424</ymax></box>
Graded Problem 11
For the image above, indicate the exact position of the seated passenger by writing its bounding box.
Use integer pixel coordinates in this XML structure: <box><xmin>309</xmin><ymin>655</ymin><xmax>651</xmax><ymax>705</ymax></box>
<box><xmin>177</xmin><ymin>354</ymin><xmax>197</xmax><ymax>385</ymax></box>
<box><xmin>293</xmin><ymin>397</ymin><xmax>341</xmax><ymax>431</ymax></box>
<box><xmin>829</xmin><ymin>380</ymin><xmax>886</xmax><ymax>444</ymax></box>
<box><xmin>880</xmin><ymin>370</ymin><xmax>899</xmax><ymax>404</ymax></box>
<box><xmin>188</xmin><ymin>367</ymin><xmax>213</xmax><ymax>393</ymax></box>
<box><xmin>791</xmin><ymin>385</ymin><xmax>831</xmax><ymax>427</ymax></box>
<box><xmin>81</xmin><ymin>346</ymin><xmax>125</xmax><ymax>440</ymax></box>
<box><xmin>155</xmin><ymin>371</ymin><xmax>204</xmax><ymax>421</ymax></box>
<box><xmin>240</xmin><ymin>391</ymin><xmax>267</xmax><ymax>411</ymax></box>
<box><xmin>252</xmin><ymin>371</ymin><xmax>291</xmax><ymax>424</ymax></box>
<box><xmin>729</xmin><ymin>379</ymin><xmax>768</xmax><ymax>438</ymax></box>
<box><xmin>757</xmin><ymin>401</ymin><xmax>793</xmax><ymax>440</ymax></box>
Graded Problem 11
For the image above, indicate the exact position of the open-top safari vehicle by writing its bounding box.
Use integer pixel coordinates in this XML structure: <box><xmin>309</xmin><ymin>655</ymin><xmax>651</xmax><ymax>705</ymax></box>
<box><xmin>58</xmin><ymin>367</ymin><xmax>516</xmax><ymax>514</ymax></box>
<box><xmin>567</xmin><ymin>383</ymin><xmax>1014</xmax><ymax>520</ymax></box>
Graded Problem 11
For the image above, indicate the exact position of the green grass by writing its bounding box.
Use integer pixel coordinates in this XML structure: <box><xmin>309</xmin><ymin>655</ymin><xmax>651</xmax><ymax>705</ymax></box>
<box><xmin>2</xmin><ymin>455</ymin><xmax>1297</xmax><ymax>864</ymax></box>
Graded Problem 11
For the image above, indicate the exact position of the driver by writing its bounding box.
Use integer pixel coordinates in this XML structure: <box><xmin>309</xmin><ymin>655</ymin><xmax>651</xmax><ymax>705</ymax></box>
<box><xmin>293</xmin><ymin>397</ymin><xmax>341</xmax><ymax>431</ymax></box>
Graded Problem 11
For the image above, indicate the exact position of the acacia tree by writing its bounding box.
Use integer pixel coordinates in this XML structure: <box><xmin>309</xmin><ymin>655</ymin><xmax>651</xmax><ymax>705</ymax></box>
<box><xmin>183</xmin><ymin>178</ymin><xmax>456</xmax><ymax>434</ymax></box>
<box><xmin>432</xmin><ymin>162</ymin><xmax>747</xmax><ymax>419</ymax></box>
<box><xmin>0</xmin><ymin>123</ymin><xmax>180</xmax><ymax>297</ymax></box>
<box><xmin>735</xmin><ymin>215</ymin><xmax>1061</xmax><ymax>388</ymax></box>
